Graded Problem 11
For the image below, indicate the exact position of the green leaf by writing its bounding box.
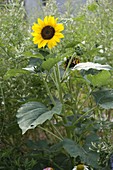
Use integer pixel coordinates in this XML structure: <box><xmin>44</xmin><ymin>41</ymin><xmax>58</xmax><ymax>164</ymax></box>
<box><xmin>4</xmin><ymin>69</ymin><xmax>29</xmax><ymax>79</ymax></box>
<box><xmin>86</xmin><ymin>70</ymin><xmax>111</xmax><ymax>87</ymax></box>
<box><xmin>27</xmin><ymin>139</ymin><xmax>49</xmax><ymax>150</ymax></box>
<box><xmin>63</xmin><ymin>139</ymin><xmax>84</xmax><ymax>158</ymax></box>
<box><xmin>85</xmin><ymin>134</ymin><xmax>99</xmax><ymax>144</ymax></box>
<box><xmin>42</xmin><ymin>57</ymin><xmax>60</xmax><ymax>71</ymax></box>
<box><xmin>63</xmin><ymin>139</ymin><xmax>99</xmax><ymax>168</ymax></box>
<box><xmin>84</xmin><ymin>133</ymin><xmax>100</xmax><ymax>151</ymax></box>
<box><xmin>87</xmin><ymin>3</ymin><xmax>98</xmax><ymax>12</ymax></box>
<box><xmin>85</xmin><ymin>151</ymin><xmax>99</xmax><ymax>168</ymax></box>
<box><xmin>52</xmin><ymin>102</ymin><xmax>62</xmax><ymax>114</ymax></box>
<box><xmin>92</xmin><ymin>89</ymin><xmax>113</xmax><ymax>109</ymax></box>
<box><xmin>16</xmin><ymin>101</ymin><xmax>62</xmax><ymax>134</ymax></box>
<box><xmin>74</xmin><ymin>15</ymin><xmax>85</xmax><ymax>22</ymax></box>
<box><xmin>24</xmin><ymin>51</ymin><xmax>44</xmax><ymax>59</ymax></box>
<box><xmin>65</xmin><ymin>41</ymin><xmax>80</xmax><ymax>48</ymax></box>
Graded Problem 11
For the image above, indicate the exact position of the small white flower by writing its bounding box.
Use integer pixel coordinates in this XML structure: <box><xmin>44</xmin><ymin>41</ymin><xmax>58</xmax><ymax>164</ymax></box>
<box><xmin>72</xmin><ymin>164</ymin><xmax>89</xmax><ymax>170</ymax></box>
<box><xmin>97</xmin><ymin>45</ymin><xmax>103</xmax><ymax>48</ymax></box>
<box><xmin>81</xmin><ymin>41</ymin><xmax>85</xmax><ymax>45</ymax></box>
<box><xmin>64</xmin><ymin>57</ymin><xmax>67</xmax><ymax>61</ymax></box>
<box><xmin>105</xmin><ymin>47</ymin><xmax>108</xmax><ymax>50</ymax></box>
<box><xmin>99</xmin><ymin>49</ymin><xmax>104</xmax><ymax>53</ymax></box>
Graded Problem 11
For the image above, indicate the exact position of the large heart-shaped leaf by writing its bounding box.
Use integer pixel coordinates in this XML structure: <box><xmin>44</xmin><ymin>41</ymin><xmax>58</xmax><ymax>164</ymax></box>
<box><xmin>62</xmin><ymin>138</ymin><xmax>84</xmax><ymax>158</ymax></box>
<box><xmin>92</xmin><ymin>89</ymin><xmax>113</xmax><ymax>109</ymax></box>
<box><xmin>72</xmin><ymin>62</ymin><xmax>112</xmax><ymax>71</ymax></box>
<box><xmin>63</xmin><ymin>139</ymin><xmax>99</xmax><ymax>168</ymax></box>
<box><xmin>86</xmin><ymin>70</ymin><xmax>111</xmax><ymax>87</ymax></box>
<box><xmin>16</xmin><ymin>102</ymin><xmax>62</xmax><ymax>134</ymax></box>
<box><xmin>85</xmin><ymin>150</ymin><xmax>99</xmax><ymax>168</ymax></box>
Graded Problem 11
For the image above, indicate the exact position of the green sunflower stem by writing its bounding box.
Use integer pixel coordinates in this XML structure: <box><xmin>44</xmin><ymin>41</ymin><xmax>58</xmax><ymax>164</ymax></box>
<box><xmin>73</xmin><ymin>105</ymin><xmax>97</xmax><ymax>126</ymax></box>
<box><xmin>49</xmin><ymin>120</ymin><xmax>64</xmax><ymax>140</ymax></box>
<box><xmin>38</xmin><ymin>126</ymin><xmax>63</xmax><ymax>141</ymax></box>
<box><xmin>42</xmin><ymin>76</ymin><xmax>56</xmax><ymax>106</ymax></box>
<box><xmin>62</xmin><ymin>52</ymin><xmax>76</xmax><ymax>81</ymax></box>
<box><xmin>56</xmin><ymin>64</ymin><xmax>63</xmax><ymax>103</ymax></box>
<box><xmin>55</xmin><ymin>63</ymin><xmax>71</xmax><ymax>138</ymax></box>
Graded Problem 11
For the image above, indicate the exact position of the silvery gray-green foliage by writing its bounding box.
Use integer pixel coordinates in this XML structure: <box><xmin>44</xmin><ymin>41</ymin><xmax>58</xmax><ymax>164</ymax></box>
<box><xmin>0</xmin><ymin>1</ymin><xmax>30</xmax><ymax>75</ymax></box>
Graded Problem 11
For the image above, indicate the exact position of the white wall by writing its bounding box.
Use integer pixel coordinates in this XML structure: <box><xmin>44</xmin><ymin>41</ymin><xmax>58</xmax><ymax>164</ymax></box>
<box><xmin>24</xmin><ymin>0</ymin><xmax>87</xmax><ymax>24</ymax></box>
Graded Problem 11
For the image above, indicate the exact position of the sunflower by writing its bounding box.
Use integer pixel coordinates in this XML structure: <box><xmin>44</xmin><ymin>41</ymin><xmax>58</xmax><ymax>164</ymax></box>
<box><xmin>31</xmin><ymin>16</ymin><xmax>64</xmax><ymax>49</ymax></box>
<box><xmin>64</xmin><ymin>57</ymin><xmax>80</xmax><ymax>69</ymax></box>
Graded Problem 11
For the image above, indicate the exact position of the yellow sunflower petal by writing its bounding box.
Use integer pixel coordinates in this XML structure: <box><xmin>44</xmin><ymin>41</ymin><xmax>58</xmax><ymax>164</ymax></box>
<box><xmin>33</xmin><ymin>35</ymin><xmax>43</xmax><ymax>44</ymax></box>
<box><xmin>31</xmin><ymin>32</ymin><xmax>38</xmax><ymax>36</ymax></box>
<box><xmin>33</xmin><ymin>34</ymin><xmax>42</xmax><ymax>40</ymax></box>
<box><xmin>48</xmin><ymin>39</ymin><xmax>57</xmax><ymax>49</ymax></box>
<box><xmin>32</xmin><ymin>23</ymin><xmax>41</xmax><ymax>33</ymax></box>
<box><xmin>48</xmin><ymin>16</ymin><xmax>52</xmax><ymax>25</ymax></box>
<box><xmin>55</xmin><ymin>32</ymin><xmax>64</xmax><ymax>38</ymax></box>
<box><xmin>38</xmin><ymin>40</ymin><xmax>48</xmax><ymax>48</ymax></box>
<box><xmin>51</xmin><ymin>16</ymin><xmax>57</xmax><ymax>27</ymax></box>
<box><xmin>48</xmin><ymin>16</ymin><xmax>56</xmax><ymax>27</ymax></box>
<box><xmin>41</xmin><ymin>40</ymin><xmax>48</xmax><ymax>47</ymax></box>
<box><xmin>44</xmin><ymin>16</ymin><xmax>48</xmax><ymax>25</ymax></box>
<box><xmin>33</xmin><ymin>38</ymin><xmax>39</xmax><ymax>44</ymax></box>
<box><xmin>52</xmin><ymin>35</ymin><xmax>60</xmax><ymax>43</ymax></box>
<box><xmin>55</xmin><ymin>24</ymin><xmax>64</xmax><ymax>32</ymax></box>
<box><xmin>48</xmin><ymin>43</ymin><xmax>53</xmax><ymax>49</ymax></box>
<box><xmin>38</xmin><ymin>18</ymin><xmax>45</xmax><ymax>27</ymax></box>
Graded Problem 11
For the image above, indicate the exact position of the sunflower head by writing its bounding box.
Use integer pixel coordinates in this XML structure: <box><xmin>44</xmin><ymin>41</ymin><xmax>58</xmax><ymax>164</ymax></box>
<box><xmin>64</xmin><ymin>57</ymin><xmax>80</xmax><ymax>69</ymax></box>
<box><xmin>31</xmin><ymin>16</ymin><xmax>64</xmax><ymax>49</ymax></box>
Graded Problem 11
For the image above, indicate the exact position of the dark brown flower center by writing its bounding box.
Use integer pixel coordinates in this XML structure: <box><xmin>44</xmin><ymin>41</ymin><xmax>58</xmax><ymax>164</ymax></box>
<box><xmin>41</xmin><ymin>26</ymin><xmax>55</xmax><ymax>39</ymax></box>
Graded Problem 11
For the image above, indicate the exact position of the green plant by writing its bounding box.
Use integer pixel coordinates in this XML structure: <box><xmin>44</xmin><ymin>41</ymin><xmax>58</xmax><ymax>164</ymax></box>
<box><xmin>0</xmin><ymin>0</ymin><xmax>113</xmax><ymax>170</ymax></box>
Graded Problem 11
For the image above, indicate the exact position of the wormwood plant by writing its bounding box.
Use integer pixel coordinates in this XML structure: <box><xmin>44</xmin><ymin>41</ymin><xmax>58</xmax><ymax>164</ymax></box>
<box><xmin>1</xmin><ymin>0</ymin><xmax>113</xmax><ymax>170</ymax></box>
<box><xmin>0</xmin><ymin>1</ymin><xmax>37</xmax><ymax>170</ymax></box>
